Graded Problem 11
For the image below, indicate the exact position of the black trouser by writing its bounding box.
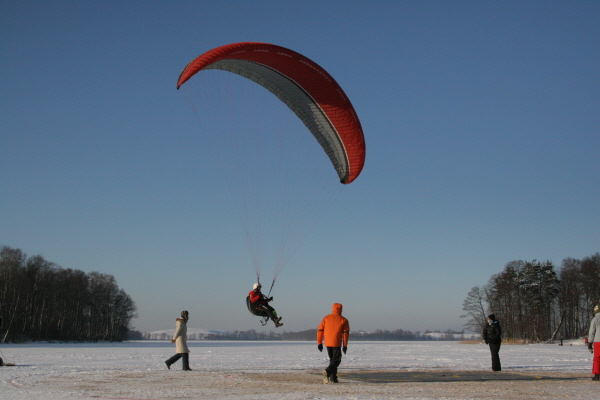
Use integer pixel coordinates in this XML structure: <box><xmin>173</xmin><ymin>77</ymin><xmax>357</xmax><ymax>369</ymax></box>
<box><xmin>325</xmin><ymin>347</ymin><xmax>343</xmax><ymax>378</ymax></box>
<box><xmin>166</xmin><ymin>353</ymin><xmax>190</xmax><ymax>370</ymax></box>
<box><xmin>258</xmin><ymin>303</ymin><xmax>278</xmax><ymax>322</ymax></box>
<box><xmin>488</xmin><ymin>342</ymin><xmax>501</xmax><ymax>371</ymax></box>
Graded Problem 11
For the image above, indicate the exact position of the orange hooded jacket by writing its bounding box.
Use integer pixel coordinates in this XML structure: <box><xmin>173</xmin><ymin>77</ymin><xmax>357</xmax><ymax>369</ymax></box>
<box><xmin>317</xmin><ymin>303</ymin><xmax>349</xmax><ymax>347</ymax></box>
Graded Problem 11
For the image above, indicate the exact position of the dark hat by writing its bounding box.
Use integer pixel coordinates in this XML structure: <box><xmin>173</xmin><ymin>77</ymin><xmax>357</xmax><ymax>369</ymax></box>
<box><xmin>487</xmin><ymin>314</ymin><xmax>496</xmax><ymax>320</ymax></box>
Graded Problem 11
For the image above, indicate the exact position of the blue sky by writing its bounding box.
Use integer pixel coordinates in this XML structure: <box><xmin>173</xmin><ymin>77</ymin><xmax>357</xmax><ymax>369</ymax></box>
<box><xmin>2</xmin><ymin>1</ymin><xmax>599</xmax><ymax>334</ymax></box>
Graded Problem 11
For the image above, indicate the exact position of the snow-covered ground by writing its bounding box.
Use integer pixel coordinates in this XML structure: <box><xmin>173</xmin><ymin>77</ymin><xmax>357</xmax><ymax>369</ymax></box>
<box><xmin>0</xmin><ymin>340</ymin><xmax>596</xmax><ymax>399</ymax></box>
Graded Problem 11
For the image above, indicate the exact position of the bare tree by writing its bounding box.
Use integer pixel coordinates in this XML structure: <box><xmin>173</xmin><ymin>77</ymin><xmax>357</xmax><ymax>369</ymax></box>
<box><xmin>461</xmin><ymin>286</ymin><xmax>488</xmax><ymax>335</ymax></box>
<box><xmin>516</xmin><ymin>260</ymin><xmax>559</xmax><ymax>342</ymax></box>
<box><xmin>0</xmin><ymin>246</ymin><xmax>136</xmax><ymax>342</ymax></box>
<box><xmin>579</xmin><ymin>253</ymin><xmax>600</xmax><ymax>323</ymax></box>
<box><xmin>488</xmin><ymin>261</ymin><xmax>524</xmax><ymax>340</ymax></box>
<box><xmin>559</xmin><ymin>258</ymin><xmax>584</xmax><ymax>339</ymax></box>
<box><xmin>463</xmin><ymin>256</ymin><xmax>597</xmax><ymax>343</ymax></box>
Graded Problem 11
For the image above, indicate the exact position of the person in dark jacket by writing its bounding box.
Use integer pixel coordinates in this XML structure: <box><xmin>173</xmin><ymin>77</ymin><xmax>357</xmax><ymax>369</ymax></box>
<box><xmin>482</xmin><ymin>314</ymin><xmax>502</xmax><ymax>371</ymax></box>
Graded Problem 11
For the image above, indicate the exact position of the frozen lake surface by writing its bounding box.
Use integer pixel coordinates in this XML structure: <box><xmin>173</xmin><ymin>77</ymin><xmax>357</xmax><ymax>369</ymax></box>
<box><xmin>0</xmin><ymin>340</ymin><xmax>596</xmax><ymax>399</ymax></box>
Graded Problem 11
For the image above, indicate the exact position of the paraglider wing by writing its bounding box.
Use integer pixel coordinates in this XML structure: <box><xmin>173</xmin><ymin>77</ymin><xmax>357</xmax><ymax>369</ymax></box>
<box><xmin>177</xmin><ymin>42</ymin><xmax>365</xmax><ymax>184</ymax></box>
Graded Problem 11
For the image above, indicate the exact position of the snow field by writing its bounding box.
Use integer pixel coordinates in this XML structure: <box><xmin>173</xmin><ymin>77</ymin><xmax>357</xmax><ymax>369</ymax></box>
<box><xmin>0</xmin><ymin>340</ymin><xmax>596</xmax><ymax>399</ymax></box>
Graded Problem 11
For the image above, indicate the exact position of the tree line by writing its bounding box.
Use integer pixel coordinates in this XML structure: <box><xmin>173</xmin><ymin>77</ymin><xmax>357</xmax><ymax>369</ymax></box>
<box><xmin>462</xmin><ymin>252</ymin><xmax>600</xmax><ymax>343</ymax></box>
<box><xmin>0</xmin><ymin>246</ymin><xmax>137</xmax><ymax>342</ymax></box>
<box><xmin>141</xmin><ymin>328</ymin><xmax>472</xmax><ymax>341</ymax></box>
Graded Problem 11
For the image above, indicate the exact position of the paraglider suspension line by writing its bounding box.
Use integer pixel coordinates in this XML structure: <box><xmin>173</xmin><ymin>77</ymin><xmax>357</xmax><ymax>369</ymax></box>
<box><xmin>266</xmin><ymin>279</ymin><xmax>276</xmax><ymax>298</ymax></box>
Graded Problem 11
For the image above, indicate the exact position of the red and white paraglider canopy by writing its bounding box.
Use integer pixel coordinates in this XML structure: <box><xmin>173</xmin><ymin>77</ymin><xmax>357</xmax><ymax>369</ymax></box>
<box><xmin>177</xmin><ymin>42</ymin><xmax>365</xmax><ymax>184</ymax></box>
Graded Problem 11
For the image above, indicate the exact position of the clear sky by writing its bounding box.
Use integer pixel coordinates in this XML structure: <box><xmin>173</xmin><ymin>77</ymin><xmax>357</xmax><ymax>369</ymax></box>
<box><xmin>2</xmin><ymin>1</ymin><xmax>599</xmax><ymax>334</ymax></box>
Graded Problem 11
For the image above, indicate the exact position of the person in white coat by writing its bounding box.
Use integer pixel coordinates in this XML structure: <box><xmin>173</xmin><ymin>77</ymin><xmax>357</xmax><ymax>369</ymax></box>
<box><xmin>165</xmin><ymin>310</ymin><xmax>192</xmax><ymax>371</ymax></box>
<box><xmin>588</xmin><ymin>302</ymin><xmax>600</xmax><ymax>381</ymax></box>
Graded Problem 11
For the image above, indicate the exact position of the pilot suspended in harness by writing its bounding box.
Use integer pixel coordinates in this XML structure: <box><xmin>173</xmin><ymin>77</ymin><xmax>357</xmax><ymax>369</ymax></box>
<box><xmin>247</xmin><ymin>283</ymin><xmax>283</xmax><ymax>327</ymax></box>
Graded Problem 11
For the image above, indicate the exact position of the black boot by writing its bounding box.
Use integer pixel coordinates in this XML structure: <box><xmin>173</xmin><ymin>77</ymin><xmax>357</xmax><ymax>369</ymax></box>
<box><xmin>182</xmin><ymin>353</ymin><xmax>192</xmax><ymax>371</ymax></box>
<box><xmin>593</xmin><ymin>374</ymin><xmax>599</xmax><ymax>381</ymax></box>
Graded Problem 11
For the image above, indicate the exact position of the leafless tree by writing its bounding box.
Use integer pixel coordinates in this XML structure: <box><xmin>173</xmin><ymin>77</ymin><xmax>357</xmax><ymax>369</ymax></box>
<box><xmin>0</xmin><ymin>246</ymin><xmax>136</xmax><ymax>342</ymax></box>
<box><xmin>463</xmin><ymin>255</ymin><xmax>599</xmax><ymax>343</ymax></box>
<box><xmin>460</xmin><ymin>286</ymin><xmax>488</xmax><ymax>335</ymax></box>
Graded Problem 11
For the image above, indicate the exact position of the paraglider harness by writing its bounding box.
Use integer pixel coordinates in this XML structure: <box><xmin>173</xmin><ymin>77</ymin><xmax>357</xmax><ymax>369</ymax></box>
<box><xmin>246</xmin><ymin>297</ymin><xmax>269</xmax><ymax>326</ymax></box>
<box><xmin>246</xmin><ymin>278</ymin><xmax>275</xmax><ymax>326</ymax></box>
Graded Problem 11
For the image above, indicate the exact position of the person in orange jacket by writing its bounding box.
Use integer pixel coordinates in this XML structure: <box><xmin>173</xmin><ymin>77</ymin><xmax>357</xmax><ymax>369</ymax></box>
<box><xmin>317</xmin><ymin>303</ymin><xmax>349</xmax><ymax>384</ymax></box>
